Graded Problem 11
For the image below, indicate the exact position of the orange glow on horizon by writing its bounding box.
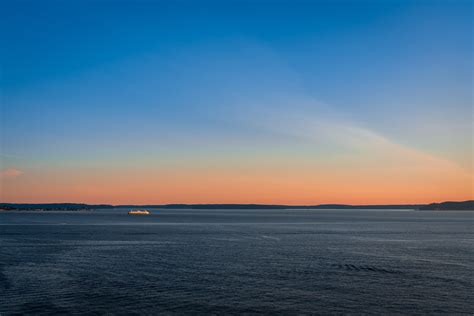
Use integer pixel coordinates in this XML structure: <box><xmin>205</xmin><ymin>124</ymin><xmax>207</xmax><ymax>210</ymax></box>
<box><xmin>1</xmin><ymin>162</ymin><xmax>472</xmax><ymax>205</ymax></box>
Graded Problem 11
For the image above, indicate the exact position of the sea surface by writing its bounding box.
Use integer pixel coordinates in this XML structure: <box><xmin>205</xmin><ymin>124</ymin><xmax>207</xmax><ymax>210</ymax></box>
<box><xmin>0</xmin><ymin>209</ymin><xmax>472</xmax><ymax>315</ymax></box>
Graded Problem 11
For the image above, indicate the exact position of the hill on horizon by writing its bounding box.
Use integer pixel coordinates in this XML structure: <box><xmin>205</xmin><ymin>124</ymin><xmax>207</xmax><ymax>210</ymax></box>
<box><xmin>1</xmin><ymin>200</ymin><xmax>473</xmax><ymax>210</ymax></box>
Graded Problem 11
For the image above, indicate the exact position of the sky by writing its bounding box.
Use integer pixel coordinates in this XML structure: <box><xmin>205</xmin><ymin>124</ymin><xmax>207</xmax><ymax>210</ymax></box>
<box><xmin>1</xmin><ymin>0</ymin><xmax>472</xmax><ymax>205</ymax></box>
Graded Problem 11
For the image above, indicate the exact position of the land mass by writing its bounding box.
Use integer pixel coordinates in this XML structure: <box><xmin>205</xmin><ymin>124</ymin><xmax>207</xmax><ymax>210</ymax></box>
<box><xmin>1</xmin><ymin>200</ymin><xmax>472</xmax><ymax>211</ymax></box>
<box><xmin>418</xmin><ymin>200</ymin><xmax>474</xmax><ymax>211</ymax></box>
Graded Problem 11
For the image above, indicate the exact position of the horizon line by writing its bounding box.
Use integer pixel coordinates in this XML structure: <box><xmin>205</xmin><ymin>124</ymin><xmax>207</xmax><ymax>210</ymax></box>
<box><xmin>2</xmin><ymin>200</ymin><xmax>473</xmax><ymax>207</ymax></box>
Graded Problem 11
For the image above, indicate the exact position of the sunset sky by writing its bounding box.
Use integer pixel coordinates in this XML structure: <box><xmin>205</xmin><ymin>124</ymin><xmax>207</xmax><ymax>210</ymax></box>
<box><xmin>1</xmin><ymin>0</ymin><xmax>472</xmax><ymax>205</ymax></box>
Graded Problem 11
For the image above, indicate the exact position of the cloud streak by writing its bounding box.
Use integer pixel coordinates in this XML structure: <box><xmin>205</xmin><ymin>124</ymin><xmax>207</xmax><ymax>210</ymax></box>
<box><xmin>0</xmin><ymin>168</ymin><xmax>24</xmax><ymax>179</ymax></box>
<box><xmin>233</xmin><ymin>94</ymin><xmax>472</xmax><ymax>182</ymax></box>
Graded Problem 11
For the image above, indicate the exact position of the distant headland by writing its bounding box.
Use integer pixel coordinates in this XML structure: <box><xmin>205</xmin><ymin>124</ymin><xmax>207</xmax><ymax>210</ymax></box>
<box><xmin>0</xmin><ymin>200</ymin><xmax>472</xmax><ymax>211</ymax></box>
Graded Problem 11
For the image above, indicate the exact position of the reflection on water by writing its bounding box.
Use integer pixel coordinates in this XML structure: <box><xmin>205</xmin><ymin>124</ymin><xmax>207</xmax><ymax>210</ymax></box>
<box><xmin>1</xmin><ymin>209</ymin><xmax>473</xmax><ymax>314</ymax></box>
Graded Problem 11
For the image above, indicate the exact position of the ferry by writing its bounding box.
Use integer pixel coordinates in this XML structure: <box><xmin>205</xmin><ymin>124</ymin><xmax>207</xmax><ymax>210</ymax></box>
<box><xmin>128</xmin><ymin>209</ymin><xmax>151</xmax><ymax>215</ymax></box>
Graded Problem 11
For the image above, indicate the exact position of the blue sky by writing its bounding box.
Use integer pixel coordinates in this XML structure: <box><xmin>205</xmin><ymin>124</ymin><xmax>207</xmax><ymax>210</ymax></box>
<box><xmin>1</xmin><ymin>0</ymin><xmax>472</xmax><ymax>203</ymax></box>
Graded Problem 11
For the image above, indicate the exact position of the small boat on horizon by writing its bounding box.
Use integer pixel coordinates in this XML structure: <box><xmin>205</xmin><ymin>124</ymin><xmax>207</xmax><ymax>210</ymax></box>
<box><xmin>128</xmin><ymin>209</ymin><xmax>151</xmax><ymax>215</ymax></box>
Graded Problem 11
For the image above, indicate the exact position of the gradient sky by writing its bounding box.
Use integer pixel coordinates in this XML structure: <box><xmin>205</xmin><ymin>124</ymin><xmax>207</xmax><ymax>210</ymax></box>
<box><xmin>1</xmin><ymin>0</ymin><xmax>472</xmax><ymax>204</ymax></box>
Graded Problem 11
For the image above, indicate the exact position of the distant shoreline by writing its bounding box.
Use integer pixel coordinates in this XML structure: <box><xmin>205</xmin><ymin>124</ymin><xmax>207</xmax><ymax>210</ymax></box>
<box><xmin>1</xmin><ymin>200</ymin><xmax>472</xmax><ymax>211</ymax></box>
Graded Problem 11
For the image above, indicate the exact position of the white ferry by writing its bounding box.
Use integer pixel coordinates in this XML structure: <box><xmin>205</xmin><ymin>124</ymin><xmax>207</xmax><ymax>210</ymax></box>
<box><xmin>128</xmin><ymin>209</ymin><xmax>151</xmax><ymax>215</ymax></box>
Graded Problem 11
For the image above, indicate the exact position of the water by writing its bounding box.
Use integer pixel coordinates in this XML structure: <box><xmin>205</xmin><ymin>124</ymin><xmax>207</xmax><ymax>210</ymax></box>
<box><xmin>0</xmin><ymin>209</ymin><xmax>472</xmax><ymax>314</ymax></box>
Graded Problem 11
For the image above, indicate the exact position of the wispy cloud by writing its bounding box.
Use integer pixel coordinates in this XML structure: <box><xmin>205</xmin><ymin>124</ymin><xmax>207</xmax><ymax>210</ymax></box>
<box><xmin>233</xmin><ymin>94</ymin><xmax>472</xmax><ymax>181</ymax></box>
<box><xmin>0</xmin><ymin>168</ymin><xmax>24</xmax><ymax>179</ymax></box>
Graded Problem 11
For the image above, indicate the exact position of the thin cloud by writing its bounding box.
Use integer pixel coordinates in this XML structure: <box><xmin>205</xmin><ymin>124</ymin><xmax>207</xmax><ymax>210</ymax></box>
<box><xmin>0</xmin><ymin>168</ymin><xmax>24</xmax><ymax>179</ymax></box>
<box><xmin>236</xmin><ymin>95</ymin><xmax>472</xmax><ymax>180</ymax></box>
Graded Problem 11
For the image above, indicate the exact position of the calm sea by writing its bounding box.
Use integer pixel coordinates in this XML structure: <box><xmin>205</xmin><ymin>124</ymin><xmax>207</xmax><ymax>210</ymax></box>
<box><xmin>0</xmin><ymin>209</ymin><xmax>472</xmax><ymax>315</ymax></box>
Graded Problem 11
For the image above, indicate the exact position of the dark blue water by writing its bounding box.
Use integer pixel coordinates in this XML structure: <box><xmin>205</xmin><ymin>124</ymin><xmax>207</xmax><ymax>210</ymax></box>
<box><xmin>0</xmin><ymin>209</ymin><xmax>472</xmax><ymax>315</ymax></box>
